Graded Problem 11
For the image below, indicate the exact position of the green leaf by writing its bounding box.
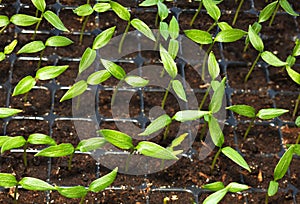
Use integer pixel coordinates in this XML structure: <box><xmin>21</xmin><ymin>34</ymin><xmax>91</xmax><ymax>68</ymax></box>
<box><xmin>227</xmin><ymin>182</ymin><xmax>250</xmax><ymax>193</ymax></box>
<box><xmin>172</xmin><ymin>80</ymin><xmax>187</xmax><ymax>102</ymax></box>
<box><xmin>1</xmin><ymin>136</ymin><xmax>26</xmax><ymax>153</ymax></box>
<box><xmin>258</xmin><ymin>1</ymin><xmax>277</xmax><ymax>23</ymax></box>
<box><xmin>226</xmin><ymin>105</ymin><xmax>256</xmax><ymax>118</ymax></box>
<box><xmin>131</xmin><ymin>18</ymin><xmax>156</xmax><ymax>41</ymax></box>
<box><xmin>279</xmin><ymin>0</ymin><xmax>299</xmax><ymax>16</ymax></box>
<box><xmin>10</xmin><ymin>14</ymin><xmax>40</xmax><ymax>26</ymax></box>
<box><xmin>0</xmin><ymin>136</ymin><xmax>11</xmax><ymax>147</ymax></box>
<box><xmin>159</xmin><ymin>22</ymin><xmax>169</xmax><ymax>41</ymax></box>
<box><xmin>139</xmin><ymin>0</ymin><xmax>157</xmax><ymax>6</ymax></box>
<box><xmin>110</xmin><ymin>1</ymin><xmax>131</xmax><ymax>21</ymax></box>
<box><xmin>286</xmin><ymin>55</ymin><xmax>296</xmax><ymax>67</ymax></box>
<box><xmin>208</xmin><ymin>52</ymin><xmax>220</xmax><ymax>80</ymax></box>
<box><xmin>159</xmin><ymin>45</ymin><xmax>177</xmax><ymax>79</ymax></box>
<box><xmin>89</xmin><ymin>167</ymin><xmax>118</xmax><ymax>193</ymax></box>
<box><xmin>0</xmin><ymin>173</ymin><xmax>17</xmax><ymax>188</ymax></box>
<box><xmin>12</xmin><ymin>75</ymin><xmax>36</xmax><ymax>96</ymax></box>
<box><xmin>295</xmin><ymin>116</ymin><xmax>300</xmax><ymax>127</ymax></box>
<box><xmin>202</xmin><ymin>181</ymin><xmax>225</xmax><ymax>191</ymax></box>
<box><xmin>274</xmin><ymin>145</ymin><xmax>294</xmax><ymax>181</ymax></box>
<box><xmin>27</xmin><ymin>133</ymin><xmax>56</xmax><ymax>146</ymax></box>
<box><xmin>293</xmin><ymin>144</ymin><xmax>300</xmax><ymax>156</ymax></box>
<box><xmin>87</xmin><ymin>70</ymin><xmax>111</xmax><ymax>85</ymax></box>
<box><xmin>184</xmin><ymin>29</ymin><xmax>213</xmax><ymax>45</ymax></box>
<box><xmin>203</xmin><ymin>0</ymin><xmax>221</xmax><ymax>21</ymax></box>
<box><xmin>35</xmin><ymin>143</ymin><xmax>75</xmax><ymax>157</ymax></box>
<box><xmin>245</xmin><ymin>22</ymin><xmax>262</xmax><ymax>47</ymax></box>
<box><xmin>208</xmin><ymin>115</ymin><xmax>224</xmax><ymax>147</ymax></box>
<box><xmin>19</xmin><ymin>177</ymin><xmax>55</xmax><ymax>191</ymax></box>
<box><xmin>257</xmin><ymin>108</ymin><xmax>289</xmax><ymax>120</ymax></box>
<box><xmin>168</xmin><ymin>39</ymin><xmax>179</xmax><ymax>59</ymax></box>
<box><xmin>0</xmin><ymin>108</ymin><xmax>22</xmax><ymax>118</ymax></box>
<box><xmin>209</xmin><ymin>77</ymin><xmax>225</xmax><ymax>113</ymax></box>
<box><xmin>169</xmin><ymin>16</ymin><xmax>179</xmax><ymax>39</ymax></box>
<box><xmin>93</xmin><ymin>3</ymin><xmax>111</xmax><ymax>13</ymax></box>
<box><xmin>157</xmin><ymin>1</ymin><xmax>168</xmax><ymax>21</ymax></box>
<box><xmin>99</xmin><ymin>129</ymin><xmax>134</xmax><ymax>150</ymax></box>
<box><xmin>170</xmin><ymin>133</ymin><xmax>188</xmax><ymax>149</ymax></box>
<box><xmin>261</xmin><ymin>51</ymin><xmax>287</xmax><ymax>67</ymax></box>
<box><xmin>124</xmin><ymin>75</ymin><xmax>149</xmax><ymax>87</ymax></box>
<box><xmin>248</xmin><ymin>25</ymin><xmax>264</xmax><ymax>52</ymax></box>
<box><xmin>73</xmin><ymin>4</ymin><xmax>94</xmax><ymax>16</ymax></box>
<box><xmin>32</xmin><ymin>0</ymin><xmax>46</xmax><ymax>12</ymax></box>
<box><xmin>0</xmin><ymin>15</ymin><xmax>9</xmax><ymax>27</ymax></box>
<box><xmin>217</xmin><ymin>22</ymin><xmax>232</xmax><ymax>31</ymax></box>
<box><xmin>292</xmin><ymin>39</ymin><xmax>300</xmax><ymax>57</ymax></box>
<box><xmin>92</xmin><ymin>26</ymin><xmax>116</xmax><ymax>50</ymax></box>
<box><xmin>0</xmin><ymin>52</ymin><xmax>5</xmax><ymax>61</ymax></box>
<box><xmin>60</xmin><ymin>80</ymin><xmax>88</xmax><ymax>102</ymax></box>
<box><xmin>268</xmin><ymin>180</ymin><xmax>279</xmax><ymax>197</ymax></box>
<box><xmin>45</xmin><ymin>36</ymin><xmax>73</xmax><ymax>47</ymax></box>
<box><xmin>222</xmin><ymin>146</ymin><xmax>251</xmax><ymax>172</ymax></box>
<box><xmin>36</xmin><ymin>65</ymin><xmax>69</xmax><ymax>80</ymax></box>
<box><xmin>76</xmin><ymin>137</ymin><xmax>106</xmax><ymax>152</ymax></box>
<box><xmin>203</xmin><ymin>188</ymin><xmax>228</xmax><ymax>204</ymax></box>
<box><xmin>57</xmin><ymin>186</ymin><xmax>87</xmax><ymax>198</ymax></box>
<box><xmin>215</xmin><ymin>29</ymin><xmax>247</xmax><ymax>43</ymax></box>
<box><xmin>101</xmin><ymin>59</ymin><xmax>126</xmax><ymax>80</ymax></box>
<box><xmin>17</xmin><ymin>41</ymin><xmax>45</xmax><ymax>54</ymax></box>
<box><xmin>286</xmin><ymin>66</ymin><xmax>300</xmax><ymax>85</ymax></box>
<box><xmin>4</xmin><ymin>39</ymin><xmax>18</xmax><ymax>55</ymax></box>
<box><xmin>44</xmin><ymin>10</ymin><xmax>69</xmax><ymax>32</ymax></box>
<box><xmin>79</xmin><ymin>47</ymin><xmax>97</xmax><ymax>74</ymax></box>
<box><xmin>173</xmin><ymin>110</ymin><xmax>210</xmax><ymax>122</ymax></box>
<box><xmin>139</xmin><ymin>114</ymin><xmax>172</xmax><ymax>136</ymax></box>
<box><xmin>136</xmin><ymin>141</ymin><xmax>178</xmax><ymax>160</ymax></box>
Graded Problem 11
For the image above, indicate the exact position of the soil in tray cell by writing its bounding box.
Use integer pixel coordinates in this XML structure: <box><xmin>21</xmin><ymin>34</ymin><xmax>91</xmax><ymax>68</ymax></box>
<box><xmin>0</xmin><ymin>61</ymin><xmax>10</xmax><ymax>85</ymax></box>
<box><xmin>55</xmin><ymin>61</ymin><xmax>78</xmax><ymax>86</ymax></box>
<box><xmin>0</xmin><ymin>189</ymin><xmax>47</xmax><ymax>204</ymax></box>
<box><xmin>281</xmin><ymin>126</ymin><xmax>300</xmax><ymax>145</ymax></box>
<box><xmin>274</xmin><ymin>93</ymin><xmax>300</xmax><ymax>122</ymax></box>
<box><xmin>149</xmin><ymin>191</ymin><xmax>195</xmax><ymax>203</ymax></box>
<box><xmin>0</xmin><ymin>88</ymin><xmax>7</xmax><ymax>107</ymax></box>
<box><xmin>6</xmin><ymin>119</ymin><xmax>49</xmax><ymax>136</ymax></box>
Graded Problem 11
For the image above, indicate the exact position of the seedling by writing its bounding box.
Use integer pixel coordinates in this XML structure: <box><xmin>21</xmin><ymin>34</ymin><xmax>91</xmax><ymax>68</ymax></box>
<box><xmin>0</xmin><ymin>134</ymin><xmax>56</xmax><ymax>167</ymax></box>
<box><xmin>227</xmin><ymin>105</ymin><xmax>289</xmax><ymax>139</ymax></box>
<box><xmin>10</xmin><ymin>0</ymin><xmax>69</xmax><ymax>40</ymax></box>
<box><xmin>0</xmin><ymin>39</ymin><xmax>18</xmax><ymax>62</ymax></box>
<box><xmin>0</xmin><ymin>14</ymin><xmax>9</xmax><ymax>34</ymax></box>
<box><xmin>258</xmin><ymin>0</ymin><xmax>298</xmax><ymax>27</ymax></box>
<box><xmin>0</xmin><ymin>108</ymin><xmax>22</xmax><ymax>118</ymax></box>
<box><xmin>202</xmin><ymin>181</ymin><xmax>250</xmax><ymax>204</ymax></box>
<box><xmin>139</xmin><ymin>0</ymin><xmax>169</xmax><ymax>27</ymax></box>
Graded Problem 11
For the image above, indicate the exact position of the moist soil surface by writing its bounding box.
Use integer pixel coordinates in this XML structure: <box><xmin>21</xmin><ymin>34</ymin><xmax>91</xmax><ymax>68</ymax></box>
<box><xmin>0</xmin><ymin>0</ymin><xmax>300</xmax><ymax>203</ymax></box>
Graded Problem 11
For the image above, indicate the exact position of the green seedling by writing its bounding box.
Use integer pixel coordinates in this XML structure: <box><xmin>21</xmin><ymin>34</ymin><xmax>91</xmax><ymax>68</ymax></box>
<box><xmin>0</xmin><ymin>133</ymin><xmax>56</xmax><ymax>168</ymax></box>
<box><xmin>0</xmin><ymin>39</ymin><xmax>18</xmax><ymax>62</ymax></box>
<box><xmin>243</xmin><ymin>22</ymin><xmax>262</xmax><ymax>52</ymax></box>
<box><xmin>227</xmin><ymin>105</ymin><xmax>289</xmax><ymax>139</ymax></box>
<box><xmin>0</xmin><ymin>15</ymin><xmax>9</xmax><ymax>34</ymax></box>
<box><xmin>17</xmin><ymin>36</ymin><xmax>73</xmax><ymax>69</ymax></box>
<box><xmin>0</xmin><ymin>108</ymin><xmax>22</xmax><ymax>118</ymax></box>
<box><xmin>202</xmin><ymin>181</ymin><xmax>250</xmax><ymax>204</ymax></box>
<box><xmin>139</xmin><ymin>0</ymin><xmax>169</xmax><ymax>27</ymax></box>
<box><xmin>258</xmin><ymin>0</ymin><xmax>298</xmax><ymax>27</ymax></box>
<box><xmin>73</xmin><ymin>0</ymin><xmax>111</xmax><ymax>44</ymax></box>
<box><xmin>10</xmin><ymin>0</ymin><xmax>69</xmax><ymax>40</ymax></box>
<box><xmin>35</xmin><ymin>137</ymin><xmax>106</xmax><ymax>170</ymax></box>
<box><xmin>232</xmin><ymin>0</ymin><xmax>244</xmax><ymax>25</ymax></box>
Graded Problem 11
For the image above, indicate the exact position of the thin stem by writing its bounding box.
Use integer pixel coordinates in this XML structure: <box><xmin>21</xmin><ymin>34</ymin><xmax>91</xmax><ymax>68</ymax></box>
<box><xmin>244</xmin><ymin>117</ymin><xmax>255</xmax><ymax>139</ymax></box>
<box><xmin>207</xmin><ymin>22</ymin><xmax>216</xmax><ymax>33</ymax></box>
<box><xmin>37</xmin><ymin>49</ymin><xmax>45</xmax><ymax>70</ymax></box>
<box><xmin>232</xmin><ymin>0</ymin><xmax>244</xmax><ymax>25</ymax></box>
<box><xmin>23</xmin><ymin>144</ymin><xmax>28</xmax><ymax>168</ymax></box>
<box><xmin>118</xmin><ymin>21</ymin><xmax>131</xmax><ymax>53</ymax></box>
<box><xmin>190</xmin><ymin>2</ymin><xmax>203</xmax><ymax>26</ymax></box>
<box><xmin>68</xmin><ymin>152</ymin><xmax>74</xmax><ymax>171</ymax></box>
<box><xmin>13</xmin><ymin>185</ymin><xmax>18</xmax><ymax>204</ymax></box>
<box><xmin>160</xmin><ymin>68</ymin><xmax>165</xmax><ymax>78</ymax></box>
<box><xmin>111</xmin><ymin>80</ymin><xmax>123</xmax><ymax>106</ymax></box>
<box><xmin>292</xmin><ymin>93</ymin><xmax>300</xmax><ymax>119</ymax></box>
<box><xmin>161</xmin><ymin>80</ymin><xmax>172</xmax><ymax>109</ymax></box>
<box><xmin>199</xmin><ymin>121</ymin><xmax>207</xmax><ymax>141</ymax></box>
<box><xmin>296</xmin><ymin>134</ymin><xmax>300</xmax><ymax>144</ymax></box>
<box><xmin>79</xmin><ymin>15</ymin><xmax>90</xmax><ymax>45</ymax></box>
<box><xmin>154</xmin><ymin>29</ymin><xmax>160</xmax><ymax>50</ymax></box>
<box><xmin>243</xmin><ymin>41</ymin><xmax>249</xmax><ymax>52</ymax></box>
<box><xmin>79</xmin><ymin>195</ymin><xmax>86</xmax><ymax>204</ymax></box>
<box><xmin>211</xmin><ymin>146</ymin><xmax>222</xmax><ymax>171</ymax></box>
<box><xmin>125</xmin><ymin>154</ymin><xmax>132</xmax><ymax>173</ymax></box>
<box><xmin>202</xmin><ymin>42</ymin><xmax>215</xmax><ymax>80</ymax></box>
<box><xmin>268</xmin><ymin>1</ymin><xmax>280</xmax><ymax>27</ymax></box>
<box><xmin>32</xmin><ymin>13</ymin><xmax>43</xmax><ymax>40</ymax></box>
<box><xmin>199</xmin><ymin>85</ymin><xmax>211</xmax><ymax>110</ymax></box>
<box><xmin>264</xmin><ymin>193</ymin><xmax>269</xmax><ymax>204</ymax></box>
<box><xmin>163</xmin><ymin>124</ymin><xmax>170</xmax><ymax>141</ymax></box>
<box><xmin>244</xmin><ymin>52</ymin><xmax>261</xmax><ymax>83</ymax></box>
<box><xmin>0</xmin><ymin>25</ymin><xmax>7</xmax><ymax>34</ymax></box>
<box><xmin>155</xmin><ymin>12</ymin><xmax>159</xmax><ymax>27</ymax></box>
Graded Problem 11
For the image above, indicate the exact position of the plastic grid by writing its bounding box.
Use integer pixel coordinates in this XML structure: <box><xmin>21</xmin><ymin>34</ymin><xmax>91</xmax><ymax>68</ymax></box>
<box><xmin>0</xmin><ymin>0</ymin><xmax>299</xmax><ymax>203</ymax></box>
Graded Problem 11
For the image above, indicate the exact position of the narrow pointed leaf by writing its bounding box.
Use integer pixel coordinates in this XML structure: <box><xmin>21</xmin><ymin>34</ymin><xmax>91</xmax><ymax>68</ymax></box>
<box><xmin>92</xmin><ymin>26</ymin><xmax>116</xmax><ymax>50</ymax></box>
<box><xmin>173</xmin><ymin>110</ymin><xmax>210</xmax><ymax>122</ymax></box>
<box><xmin>215</xmin><ymin>29</ymin><xmax>247</xmax><ymax>43</ymax></box>
<box><xmin>45</xmin><ymin>36</ymin><xmax>73</xmax><ymax>47</ymax></box>
<box><xmin>261</xmin><ymin>51</ymin><xmax>287</xmax><ymax>67</ymax></box>
<box><xmin>131</xmin><ymin>18</ymin><xmax>156</xmax><ymax>41</ymax></box>
<box><xmin>139</xmin><ymin>0</ymin><xmax>157</xmax><ymax>6</ymax></box>
<box><xmin>110</xmin><ymin>1</ymin><xmax>130</xmax><ymax>21</ymax></box>
<box><xmin>12</xmin><ymin>76</ymin><xmax>36</xmax><ymax>96</ymax></box>
<box><xmin>286</xmin><ymin>66</ymin><xmax>300</xmax><ymax>85</ymax></box>
<box><xmin>98</xmin><ymin>129</ymin><xmax>133</xmax><ymax>150</ymax></box>
<box><xmin>170</xmin><ymin>133</ymin><xmax>188</xmax><ymax>148</ymax></box>
<box><xmin>87</xmin><ymin>70</ymin><xmax>111</xmax><ymax>85</ymax></box>
<box><xmin>217</xmin><ymin>22</ymin><xmax>232</xmax><ymax>31</ymax></box>
<box><xmin>258</xmin><ymin>1</ymin><xmax>277</xmax><ymax>23</ymax></box>
<box><xmin>0</xmin><ymin>52</ymin><xmax>5</xmax><ymax>61</ymax></box>
<box><xmin>0</xmin><ymin>173</ymin><xmax>17</xmax><ymax>188</ymax></box>
<box><xmin>93</xmin><ymin>3</ymin><xmax>111</xmax><ymax>13</ymax></box>
<box><xmin>139</xmin><ymin>114</ymin><xmax>172</xmax><ymax>136</ymax></box>
<box><xmin>10</xmin><ymin>14</ymin><xmax>40</xmax><ymax>26</ymax></box>
<box><xmin>160</xmin><ymin>45</ymin><xmax>177</xmax><ymax>79</ymax></box>
<box><xmin>248</xmin><ymin>25</ymin><xmax>264</xmax><ymax>52</ymax></box>
<box><xmin>274</xmin><ymin>145</ymin><xmax>294</xmax><ymax>181</ymax></box>
<box><xmin>136</xmin><ymin>141</ymin><xmax>178</xmax><ymax>160</ymax></box>
<box><xmin>184</xmin><ymin>29</ymin><xmax>213</xmax><ymax>44</ymax></box>
<box><xmin>168</xmin><ymin>39</ymin><xmax>179</xmax><ymax>59</ymax></box>
<box><xmin>1</xmin><ymin>136</ymin><xmax>26</xmax><ymax>154</ymax></box>
<box><xmin>293</xmin><ymin>144</ymin><xmax>300</xmax><ymax>156</ymax></box>
<box><xmin>57</xmin><ymin>186</ymin><xmax>87</xmax><ymax>198</ymax></box>
<box><xmin>279</xmin><ymin>0</ymin><xmax>299</xmax><ymax>16</ymax></box>
<box><xmin>209</xmin><ymin>78</ymin><xmax>225</xmax><ymax>113</ymax></box>
<box><xmin>203</xmin><ymin>188</ymin><xmax>228</xmax><ymax>204</ymax></box>
<box><xmin>101</xmin><ymin>59</ymin><xmax>126</xmax><ymax>80</ymax></box>
<box><xmin>60</xmin><ymin>80</ymin><xmax>88</xmax><ymax>102</ymax></box>
<box><xmin>222</xmin><ymin>146</ymin><xmax>251</xmax><ymax>172</ymax></box>
<box><xmin>17</xmin><ymin>41</ymin><xmax>45</xmax><ymax>54</ymax></box>
<box><xmin>292</xmin><ymin>39</ymin><xmax>300</xmax><ymax>57</ymax></box>
<box><xmin>0</xmin><ymin>15</ymin><xmax>9</xmax><ymax>27</ymax></box>
<box><xmin>32</xmin><ymin>0</ymin><xmax>46</xmax><ymax>12</ymax></box>
<box><xmin>157</xmin><ymin>1</ymin><xmax>168</xmax><ymax>21</ymax></box>
<box><xmin>268</xmin><ymin>181</ymin><xmax>279</xmax><ymax>196</ymax></box>
<box><xmin>169</xmin><ymin>16</ymin><xmax>179</xmax><ymax>39</ymax></box>
<box><xmin>0</xmin><ymin>108</ymin><xmax>22</xmax><ymax>118</ymax></box>
<box><xmin>0</xmin><ymin>136</ymin><xmax>11</xmax><ymax>146</ymax></box>
<box><xmin>208</xmin><ymin>116</ymin><xmax>224</xmax><ymax>147</ymax></box>
<box><xmin>76</xmin><ymin>137</ymin><xmax>106</xmax><ymax>152</ymax></box>
<box><xmin>125</xmin><ymin>75</ymin><xmax>149</xmax><ymax>87</ymax></box>
<box><xmin>257</xmin><ymin>108</ymin><xmax>289</xmax><ymax>120</ymax></box>
<box><xmin>4</xmin><ymin>39</ymin><xmax>18</xmax><ymax>55</ymax></box>
<box><xmin>202</xmin><ymin>181</ymin><xmax>225</xmax><ymax>191</ymax></box>
<box><xmin>44</xmin><ymin>10</ymin><xmax>69</xmax><ymax>32</ymax></box>
<box><xmin>27</xmin><ymin>133</ymin><xmax>56</xmax><ymax>146</ymax></box>
<box><xmin>89</xmin><ymin>167</ymin><xmax>118</xmax><ymax>193</ymax></box>
<box><xmin>159</xmin><ymin>22</ymin><xmax>169</xmax><ymax>41</ymax></box>
<box><xmin>227</xmin><ymin>182</ymin><xmax>250</xmax><ymax>193</ymax></box>
<box><xmin>226</xmin><ymin>105</ymin><xmax>256</xmax><ymax>118</ymax></box>
<box><xmin>35</xmin><ymin>143</ymin><xmax>74</xmax><ymax>157</ymax></box>
<box><xmin>73</xmin><ymin>4</ymin><xmax>94</xmax><ymax>16</ymax></box>
<box><xmin>208</xmin><ymin>52</ymin><xmax>220</xmax><ymax>80</ymax></box>
<box><xmin>295</xmin><ymin>116</ymin><xmax>300</xmax><ymax>127</ymax></box>
<box><xmin>172</xmin><ymin>80</ymin><xmax>187</xmax><ymax>102</ymax></box>
<box><xmin>203</xmin><ymin>0</ymin><xmax>221</xmax><ymax>21</ymax></box>
<box><xmin>19</xmin><ymin>177</ymin><xmax>55</xmax><ymax>191</ymax></box>
<box><xmin>79</xmin><ymin>47</ymin><xmax>97</xmax><ymax>74</ymax></box>
<box><xmin>36</xmin><ymin>65</ymin><xmax>69</xmax><ymax>80</ymax></box>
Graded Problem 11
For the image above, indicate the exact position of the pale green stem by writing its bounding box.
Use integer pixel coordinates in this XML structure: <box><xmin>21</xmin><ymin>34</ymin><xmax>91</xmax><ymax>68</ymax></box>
<box><xmin>32</xmin><ymin>13</ymin><xmax>43</xmax><ymax>40</ymax></box>
<box><xmin>163</xmin><ymin>123</ymin><xmax>171</xmax><ymax>141</ymax></box>
<box><xmin>161</xmin><ymin>80</ymin><xmax>172</xmax><ymax>109</ymax></box>
<box><xmin>292</xmin><ymin>94</ymin><xmax>300</xmax><ymax>119</ymax></box>
<box><xmin>79</xmin><ymin>15</ymin><xmax>90</xmax><ymax>45</ymax></box>
<box><xmin>211</xmin><ymin>146</ymin><xmax>222</xmax><ymax>171</ymax></box>
<box><xmin>190</xmin><ymin>2</ymin><xmax>203</xmax><ymax>26</ymax></box>
<box><xmin>269</xmin><ymin>1</ymin><xmax>280</xmax><ymax>27</ymax></box>
<box><xmin>244</xmin><ymin>52</ymin><xmax>261</xmax><ymax>83</ymax></box>
<box><xmin>199</xmin><ymin>85</ymin><xmax>211</xmax><ymax>110</ymax></box>
<box><xmin>232</xmin><ymin>0</ymin><xmax>244</xmax><ymax>25</ymax></box>
<box><xmin>13</xmin><ymin>185</ymin><xmax>18</xmax><ymax>204</ymax></box>
<box><xmin>0</xmin><ymin>25</ymin><xmax>7</xmax><ymax>34</ymax></box>
<box><xmin>244</xmin><ymin>117</ymin><xmax>255</xmax><ymax>139</ymax></box>
<box><xmin>37</xmin><ymin>49</ymin><xmax>45</xmax><ymax>70</ymax></box>
<box><xmin>68</xmin><ymin>152</ymin><xmax>74</xmax><ymax>171</ymax></box>
<box><xmin>23</xmin><ymin>144</ymin><xmax>28</xmax><ymax>168</ymax></box>
<box><xmin>118</xmin><ymin>21</ymin><xmax>131</xmax><ymax>53</ymax></box>
<box><xmin>111</xmin><ymin>80</ymin><xmax>123</xmax><ymax>106</ymax></box>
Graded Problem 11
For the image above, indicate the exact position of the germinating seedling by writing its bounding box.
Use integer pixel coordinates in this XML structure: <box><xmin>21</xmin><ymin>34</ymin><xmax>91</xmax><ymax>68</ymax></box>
<box><xmin>0</xmin><ymin>39</ymin><xmax>18</xmax><ymax>62</ymax></box>
<box><xmin>139</xmin><ymin>0</ymin><xmax>169</xmax><ymax>27</ymax></box>
<box><xmin>0</xmin><ymin>107</ymin><xmax>22</xmax><ymax>118</ymax></box>
<box><xmin>0</xmin><ymin>167</ymin><xmax>117</xmax><ymax>204</ymax></box>
<box><xmin>0</xmin><ymin>14</ymin><xmax>9</xmax><ymax>34</ymax></box>
<box><xmin>227</xmin><ymin>105</ymin><xmax>289</xmax><ymax>139</ymax></box>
